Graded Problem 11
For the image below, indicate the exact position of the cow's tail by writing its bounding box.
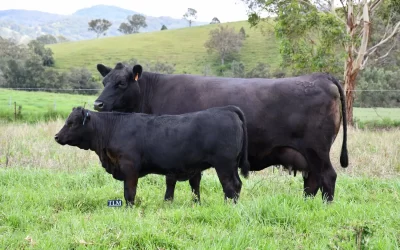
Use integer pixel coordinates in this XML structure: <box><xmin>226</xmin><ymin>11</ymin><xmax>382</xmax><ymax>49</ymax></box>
<box><xmin>226</xmin><ymin>105</ymin><xmax>250</xmax><ymax>178</ymax></box>
<box><xmin>328</xmin><ymin>74</ymin><xmax>349</xmax><ymax>168</ymax></box>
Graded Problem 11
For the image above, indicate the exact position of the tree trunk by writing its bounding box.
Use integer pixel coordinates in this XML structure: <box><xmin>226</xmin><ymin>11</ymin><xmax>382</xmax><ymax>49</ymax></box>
<box><xmin>221</xmin><ymin>57</ymin><xmax>224</xmax><ymax>65</ymax></box>
<box><xmin>344</xmin><ymin>64</ymin><xmax>359</xmax><ymax>126</ymax></box>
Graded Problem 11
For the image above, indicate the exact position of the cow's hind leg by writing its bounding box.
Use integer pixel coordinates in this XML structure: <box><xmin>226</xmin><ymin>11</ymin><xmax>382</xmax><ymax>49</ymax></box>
<box><xmin>303</xmin><ymin>171</ymin><xmax>320</xmax><ymax>198</ymax></box>
<box><xmin>303</xmin><ymin>150</ymin><xmax>323</xmax><ymax>199</ymax></box>
<box><xmin>164</xmin><ymin>175</ymin><xmax>177</xmax><ymax>201</ymax></box>
<box><xmin>320</xmin><ymin>160</ymin><xmax>337</xmax><ymax>202</ymax></box>
<box><xmin>189</xmin><ymin>173</ymin><xmax>202</xmax><ymax>203</ymax></box>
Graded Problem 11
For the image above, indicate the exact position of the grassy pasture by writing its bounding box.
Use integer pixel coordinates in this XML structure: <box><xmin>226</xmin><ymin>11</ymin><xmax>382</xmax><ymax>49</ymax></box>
<box><xmin>48</xmin><ymin>21</ymin><xmax>281</xmax><ymax>75</ymax></box>
<box><xmin>0</xmin><ymin>121</ymin><xmax>399</xmax><ymax>248</ymax></box>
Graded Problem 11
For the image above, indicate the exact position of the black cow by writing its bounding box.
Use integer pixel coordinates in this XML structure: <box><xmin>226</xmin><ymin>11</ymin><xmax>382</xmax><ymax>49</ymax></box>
<box><xmin>54</xmin><ymin>106</ymin><xmax>250</xmax><ymax>206</ymax></box>
<box><xmin>93</xmin><ymin>63</ymin><xmax>349</xmax><ymax>202</ymax></box>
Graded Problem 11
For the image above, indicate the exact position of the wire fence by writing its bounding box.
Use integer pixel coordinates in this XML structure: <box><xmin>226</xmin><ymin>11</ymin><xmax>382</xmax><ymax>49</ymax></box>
<box><xmin>0</xmin><ymin>88</ymin><xmax>399</xmax><ymax>123</ymax></box>
<box><xmin>3</xmin><ymin>87</ymin><xmax>400</xmax><ymax>92</ymax></box>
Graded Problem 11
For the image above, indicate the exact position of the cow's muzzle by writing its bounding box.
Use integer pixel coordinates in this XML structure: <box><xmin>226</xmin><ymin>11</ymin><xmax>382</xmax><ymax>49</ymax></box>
<box><xmin>94</xmin><ymin>101</ymin><xmax>104</xmax><ymax>111</ymax></box>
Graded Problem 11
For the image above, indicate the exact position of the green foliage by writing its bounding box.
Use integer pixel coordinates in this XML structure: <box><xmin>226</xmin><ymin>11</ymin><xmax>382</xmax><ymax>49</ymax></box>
<box><xmin>36</xmin><ymin>34</ymin><xmax>58</xmax><ymax>45</ymax></box>
<box><xmin>204</xmin><ymin>25</ymin><xmax>244</xmax><ymax>65</ymax></box>
<box><xmin>218</xmin><ymin>60</ymin><xmax>246</xmax><ymax>77</ymax></box>
<box><xmin>88</xmin><ymin>19</ymin><xmax>113</xmax><ymax>38</ymax></box>
<box><xmin>273</xmin><ymin>1</ymin><xmax>345</xmax><ymax>76</ymax></box>
<box><xmin>183</xmin><ymin>8</ymin><xmax>198</xmax><ymax>27</ymax></box>
<box><xmin>210</xmin><ymin>17</ymin><xmax>221</xmax><ymax>24</ymax></box>
<box><xmin>121</xmin><ymin>58</ymin><xmax>175</xmax><ymax>74</ymax></box>
<box><xmin>28</xmin><ymin>40</ymin><xmax>55</xmax><ymax>66</ymax></box>
<box><xmin>161</xmin><ymin>24</ymin><xmax>168</xmax><ymax>30</ymax></box>
<box><xmin>119</xmin><ymin>14</ymin><xmax>147</xmax><ymax>34</ymax></box>
<box><xmin>56</xmin><ymin>35</ymin><xmax>69</xmax><ymax>43</ymax></box>
<box><xmin>231</xmin><ymin>60</ymin><xmax>246</xmax><ymax>77</ymax></box>
<box><xmin>246</xmin><ymin>62</ymin><xmax>271</xmax><ymax>78</ymax></box>
<box><xmin>239</xmin><ymin>26</ymin><xmax>246</xmax><ymax>39</ymax></box>
<box><xmin>0</xmin><ymin>37</ymin><xmax>100</xmax><ymax>93</ymax></box>
<box><xmin>62</xmin><ymin>68</ymin><xmax>101</xmax><ymax>94</ymax></box>
<box><xmin>355</xmin><ymin>67</ymin><xmax>400</xmax><ymax>108</ymax></box>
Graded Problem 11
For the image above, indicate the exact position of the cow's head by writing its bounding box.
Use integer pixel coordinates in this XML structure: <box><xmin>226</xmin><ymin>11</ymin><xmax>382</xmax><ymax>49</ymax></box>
<box><xmin>94</xmin><ymin>62</ymin><xmax>143</xmax><ymax>112</ymax></box>
<box><xmin>55</xmin><ymin>107</ymin><xmax>92</xmax><ymax>150</ymax></box>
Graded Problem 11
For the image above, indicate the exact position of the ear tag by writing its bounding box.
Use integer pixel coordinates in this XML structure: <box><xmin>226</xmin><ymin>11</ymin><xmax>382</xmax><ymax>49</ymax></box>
<box><xmin>134</xmin><ymin>73</ymin><xmax>139</xmax><ymax>81</ymax></box>
<box><xmin>83</xmin><ymin>111</ymin><xmax>89</xmax><ymax>125</ymax></box>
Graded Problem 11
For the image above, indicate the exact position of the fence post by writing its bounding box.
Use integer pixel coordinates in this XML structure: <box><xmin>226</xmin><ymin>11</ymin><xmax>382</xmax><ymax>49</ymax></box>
<box><xmin>14</xmin><ymin>102</ymin><xmax>16</xmax><ymax>121</ymax></box>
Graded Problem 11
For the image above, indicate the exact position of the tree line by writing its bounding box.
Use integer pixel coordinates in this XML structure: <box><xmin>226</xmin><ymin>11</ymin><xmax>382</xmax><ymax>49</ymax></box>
<box><xmin>0</xmin><ymin>37</ymin><xmax>100</xmax><ymax>94</ymax></box>
<box><xmin>88</xmin><ymin>7</ymin><xmax>202</xmax><ymax>38</ymax></box>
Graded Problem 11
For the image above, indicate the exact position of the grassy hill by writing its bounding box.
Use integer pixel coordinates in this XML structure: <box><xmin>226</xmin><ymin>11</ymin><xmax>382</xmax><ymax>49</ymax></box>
<box><xmin>48</xmin><ymin>21</ymin><xmax>281</xmax><ymax>75</ymax></box>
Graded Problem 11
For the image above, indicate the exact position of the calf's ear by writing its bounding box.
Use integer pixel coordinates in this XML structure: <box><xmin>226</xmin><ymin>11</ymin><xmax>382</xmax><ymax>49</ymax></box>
<box><xmin>133</xmin><ymin>64</ymin><xmax>143</xmax><ymax>81</ymax></box>
<box><xmin>97</xmin><ymin>64</ymin><xmax>112</xmax><ymax>77</ymax></box>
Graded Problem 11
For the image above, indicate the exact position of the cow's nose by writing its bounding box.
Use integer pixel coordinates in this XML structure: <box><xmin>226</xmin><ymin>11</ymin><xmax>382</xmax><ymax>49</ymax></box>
<box><xmin>94</xmin><ymin>101</ymin><xmax>104</xmax><ymax>111</ymax></box>
<box><xmin>54</xmin><ymin>134</ymin><xmax>59</xmax><ymax>141</ymax></box>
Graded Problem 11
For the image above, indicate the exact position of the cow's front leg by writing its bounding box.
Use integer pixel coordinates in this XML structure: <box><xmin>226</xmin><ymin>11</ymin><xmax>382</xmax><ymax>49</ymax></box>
<box><xmin>164</xmin><ymin>175</ymin><xmax>177</xmax><ymax>201</ymax></box>
<box><xmin>121</xmin><ymin>160</ymin><xmax>139</xmax><ymax>207</ymax></box>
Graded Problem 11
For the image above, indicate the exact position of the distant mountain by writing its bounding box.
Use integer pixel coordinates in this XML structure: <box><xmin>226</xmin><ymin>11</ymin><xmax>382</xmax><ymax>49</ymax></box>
<box><xmin>0</xmin><ymin>5</ymin><xmax>207</xmax><ymax>43</ymax></box>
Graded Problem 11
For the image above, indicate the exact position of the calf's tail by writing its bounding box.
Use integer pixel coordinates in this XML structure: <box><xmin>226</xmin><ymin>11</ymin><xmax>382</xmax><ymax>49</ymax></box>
<box><xmin>226</xmin><ymin>105</ymin><xmax>250</xmax><ymax>178</ymax></box>
<box><xmin>328</xmin><ymin>74</ymin><xmax>349</xmax><ymax>168</ymax></box>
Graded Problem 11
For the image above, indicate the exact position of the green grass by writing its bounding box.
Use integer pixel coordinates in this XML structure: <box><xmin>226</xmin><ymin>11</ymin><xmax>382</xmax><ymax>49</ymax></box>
<box><xmin>48</xmin><ymin>21</ymin><xmax>281</xmax><ymax>75</ymax></box>
<box><xmin>0</xmin><ymin>89</ymin><xmax>98</xmax><ymax>122</ymax></box>
<box><xmin>1</xmin><ymin>167</ymin><xmax>400</xmax><ymax>249</ymax></box>
<box><xmin>353</xmin><ymin>107</ymin><xmax>400</xmax><ymax>121</ymax></box>
<box><xmin>0</xmin><ymin>119</ymin><xmax>399</xmax><ymax>248</ymax></box>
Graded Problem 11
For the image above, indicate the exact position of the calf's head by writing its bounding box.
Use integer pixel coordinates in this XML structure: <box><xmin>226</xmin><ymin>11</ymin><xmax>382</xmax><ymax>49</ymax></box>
<box><xmin>55</xmin><ymin>107</ymin><xmax>92</xmax><ymax>150</ymax></box>
<box><xmin>94</xmin><ymin>62</ymin><xmax>143</xmax><ymax>113</ymax></box>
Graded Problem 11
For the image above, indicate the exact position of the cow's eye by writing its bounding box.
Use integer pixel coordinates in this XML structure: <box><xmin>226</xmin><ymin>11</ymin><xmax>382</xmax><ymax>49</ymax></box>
<box><xmin>67</xmin><ymin>122</ymin><xmax>73</xmax><ymax>128</ymax></box>
<box><xmin>118</xmin><ymin>81</ymin><xmax>126</xmax><ymax>87</ymax></box>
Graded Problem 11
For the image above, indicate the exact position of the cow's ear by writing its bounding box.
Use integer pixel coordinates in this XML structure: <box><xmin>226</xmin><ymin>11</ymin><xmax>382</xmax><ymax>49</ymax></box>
<box><xmin>133</xmin><ymin>64</ymin><xmax>143</xmax><ymax>81</ymax></box>
<box><xmin>97</xmin><ymin>64</ymin><xmax>112</xmax><ymax>77</ymax></box>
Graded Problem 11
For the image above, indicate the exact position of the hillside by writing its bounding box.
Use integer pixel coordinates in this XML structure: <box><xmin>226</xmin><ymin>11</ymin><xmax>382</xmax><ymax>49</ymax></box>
<box><xmin>0</xmin><ymin>5</ymin><xmax>207</xmax><ymax>42</ymax></box>
<box><xmin>48</xmin><ymin>21</ymin><xmax>281</xmax><ymax>75</ymax></box>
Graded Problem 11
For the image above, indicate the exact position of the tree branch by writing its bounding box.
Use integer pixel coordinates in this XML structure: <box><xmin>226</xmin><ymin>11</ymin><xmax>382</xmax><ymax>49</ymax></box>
<box><xmin>366</xmin><ymin>21</ymin><xmax>400</xmax><ymax>56</ymax></box>
<box><xmin>339</xmin><ymin>0</ymin><xmax>347</xmax><ymax>13</ymax></box>
<box><xmin>369</xmin><ymin>0</ymin><xmax>383</xmax><ymax>13</ymax></box>
<box><xmin>351</xmin><ymin>0</ymin><xmax>370</xmax><ymax>75</ymax></box>
<box><xmin>374</xmin><ymin>40</ymin><xmax>397</xmax><ymax>61</ymax></box>
<box><xmin>330</xmin><ymin>0</ymin><xmax>346</xmax><ymax>25</ymax></box>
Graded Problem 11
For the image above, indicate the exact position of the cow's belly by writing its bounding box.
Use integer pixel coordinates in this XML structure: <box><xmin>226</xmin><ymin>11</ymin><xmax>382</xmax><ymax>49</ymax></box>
<box><xmin>140</xmin><ymin>162</ymin><xmax>211</xmax><ymax>181</ymax></box>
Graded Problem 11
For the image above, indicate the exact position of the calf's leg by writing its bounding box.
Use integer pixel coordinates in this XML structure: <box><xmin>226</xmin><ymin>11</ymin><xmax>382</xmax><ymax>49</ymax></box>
<box><xmin>189</xmin><ymin>173</ymin><xmax>202</xmax><ymax>203</ymax></box>
<box><xmin>164</xmin><ymin>175</ymin><xmax>177</xmax><ymax>201</ymax></box>
<box><xmin>121</xmin><ymin>160</ymin><xmax>139</xmax><ymax>207</ymax></box>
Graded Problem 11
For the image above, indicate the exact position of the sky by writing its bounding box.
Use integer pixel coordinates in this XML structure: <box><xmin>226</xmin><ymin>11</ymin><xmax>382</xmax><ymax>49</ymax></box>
<box><xmin>0</xmin><ymin>0</ymin><xmax>250</xmax><ymax>22</ymax></box>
